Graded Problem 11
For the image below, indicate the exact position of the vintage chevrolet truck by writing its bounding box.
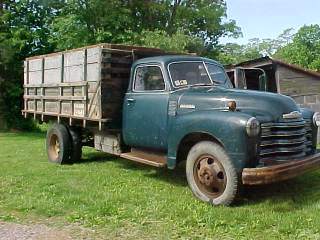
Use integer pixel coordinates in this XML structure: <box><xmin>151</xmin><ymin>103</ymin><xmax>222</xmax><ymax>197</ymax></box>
<box><xmin>22</xmin><ymin>44</ymin><xmax>320</xmax><ymax>205</ymax></box>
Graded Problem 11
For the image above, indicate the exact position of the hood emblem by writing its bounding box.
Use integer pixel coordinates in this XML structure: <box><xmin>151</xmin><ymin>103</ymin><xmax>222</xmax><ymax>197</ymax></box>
<box><xmin>283</xmin><ymin>111</ymin><xmax>302</xmax><ymax>119</ymax></box>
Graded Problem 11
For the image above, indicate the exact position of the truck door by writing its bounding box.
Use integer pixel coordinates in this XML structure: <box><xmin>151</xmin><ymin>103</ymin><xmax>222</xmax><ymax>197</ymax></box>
<box><xmin>123</xmin><ymin>64</ymin><xmax>169</xmax><ymax>150</ymax></box>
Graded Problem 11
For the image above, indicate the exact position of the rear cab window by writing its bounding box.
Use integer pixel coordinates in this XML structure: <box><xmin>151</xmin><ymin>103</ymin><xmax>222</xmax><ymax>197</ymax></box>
<box><xmin>134</xmin><ymin>65</ymin><xmax>165</xmax><ymax>91</ymax></box>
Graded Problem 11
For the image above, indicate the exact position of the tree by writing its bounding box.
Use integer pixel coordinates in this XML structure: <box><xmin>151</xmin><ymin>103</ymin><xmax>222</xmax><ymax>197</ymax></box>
<box><xmin>218</xmin><ymin>28</ymin><xmax>295</xmax><ymax>65</ymax></box>
<box><xmin>275</xmin><ymin>24</ymin><xmax>320</xmax><ymax>71</ymax></box>
<box><xmin>49</xmin><ymin>0</ymin><xmax>241</xmax><ymax>55</ymax></box>
<box><xmin>0</xmin><ymin>0</ymin><xmax>63</xmax><ymax>129</ymax></box>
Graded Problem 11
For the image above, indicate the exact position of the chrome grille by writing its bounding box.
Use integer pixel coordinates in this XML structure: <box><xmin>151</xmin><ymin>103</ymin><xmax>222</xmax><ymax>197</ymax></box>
<box><xmin>305</xmin><ymin>119</ymin><xmax>313</xmax><ymax>153</ymax></box>
<box><xmin>259</xmin><ymin>118</ymin><xmax>313</xmax><ymax>162</ymax></box>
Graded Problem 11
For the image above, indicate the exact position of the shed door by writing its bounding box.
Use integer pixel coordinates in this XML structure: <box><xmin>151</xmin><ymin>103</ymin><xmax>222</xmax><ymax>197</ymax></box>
<box><xmin>122</xmin><ymin>65</ymin><xmax>169</xmax><ymax>150</ymax></box>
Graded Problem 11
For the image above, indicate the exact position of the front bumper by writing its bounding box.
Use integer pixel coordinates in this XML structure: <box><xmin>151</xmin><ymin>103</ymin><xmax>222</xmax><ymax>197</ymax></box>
<box><xmin>242</xmin><ymin>152</ymin><xmax>320</xmax><ymax>185</ymax></box>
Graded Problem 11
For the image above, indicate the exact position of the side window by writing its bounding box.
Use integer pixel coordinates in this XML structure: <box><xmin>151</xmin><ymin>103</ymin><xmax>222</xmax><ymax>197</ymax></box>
<box><xmin>134</xmin><ymin>66</ymin><xmax>165</xmax><ymax>91</ymax></box>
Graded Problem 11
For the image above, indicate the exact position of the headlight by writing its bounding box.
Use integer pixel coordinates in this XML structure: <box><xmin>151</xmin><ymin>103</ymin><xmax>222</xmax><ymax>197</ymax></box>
<box><xmin>246</xmin><ymin>117</ymin><xmax>260</xmax><ymax>137</ymax></box>
<box><xmin>313</xmin><ymin>112</ymin><xmax>320</xmax><ymax>127</ymax></box>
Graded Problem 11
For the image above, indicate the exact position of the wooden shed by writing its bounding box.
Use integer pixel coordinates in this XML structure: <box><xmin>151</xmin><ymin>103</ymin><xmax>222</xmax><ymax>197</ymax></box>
<box><xmin>226</xmin><ymin>56</ymin><xmax>320</xmax><ymax>112</ymax></box>
<box><xmin>226</xmin><ymin>57</ymin><xmax>320</xmax><ymax>141</ymax></box>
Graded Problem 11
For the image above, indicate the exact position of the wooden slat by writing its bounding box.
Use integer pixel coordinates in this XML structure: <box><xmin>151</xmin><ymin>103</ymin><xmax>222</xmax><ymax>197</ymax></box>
<box><xmin>22</xmin><ymin>110</ymin><xmax>110</xmax><ymax>122</ymax></box>
<box><xmin>24</xmin><ymin>81</ymin><xmax>88</xmax><ymax>88</ymax></box>
<box><xmin>24</xmin><ymin>95</ymin><xmax>86</xmax><ymax>101</ymax></box>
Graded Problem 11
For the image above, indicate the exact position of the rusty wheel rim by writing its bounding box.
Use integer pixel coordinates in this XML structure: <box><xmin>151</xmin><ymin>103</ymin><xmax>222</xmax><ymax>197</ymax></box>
<box><xmin>48</xmin><ymin>134</ymin><xmax>60</xmax><ymax>161</ymax></box>
<box><xmin>193</xmin><ymin>154</ymin><xmax>227</xmax><ymax>198</ymax></box>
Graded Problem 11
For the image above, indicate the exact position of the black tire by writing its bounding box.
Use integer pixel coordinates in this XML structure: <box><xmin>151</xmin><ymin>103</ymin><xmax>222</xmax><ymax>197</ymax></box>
<box><xmin>46</xmin><ymin>123</ymin><xmax>72</xmax><ymax>164</ymax></box>
<box><xmin>186</xmin><ymin>141</ymin><xmax>239</xmax><ymax>206</ymax></box>
<box><xmin>68</xmin><ymin>127</ymin><xmax>82</xmax><ymax>163</ymax></box>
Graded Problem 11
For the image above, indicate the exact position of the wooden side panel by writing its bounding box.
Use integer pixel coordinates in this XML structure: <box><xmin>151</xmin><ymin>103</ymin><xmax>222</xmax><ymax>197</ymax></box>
<box><xmin>87</xmin><ymin>63</ymin><xmax>100</xmax><ymax>82</ymax></box>
<box><xmin>100</xmin><ymin>50</ymin><xmax>132</xmax><ymax>121</ymax></box>
<box><xmin>22</xmin><ymin>43</ymin><xmax>174</xmax><ymax>125</ymax></box>
<box><xmin>64</xmin><ymin>50</ymin><xmax>85</xmax><ymax>66</ymax></box>
<box><xmin>23</xmin><ymin>61</ymin><xmax>28</xmax><ymax>85</ymax></box>
<box><xmin>87</xmin><ymin>47</ymin><xmax>100</xmax><ymax>64</ymax></box>
<box><xmin>64</xmin><ymin>65</ymin><xmax>85</xmax><ymax>83</ymax></box>
<box><xmin>64</xmin><ymin>50</ymin><xmax>85</xmax><ymax>83</ymax></box>
<box><xmin>44</xmin><ymin>55</ymin><xmax>61</xmax><ymax>69</ymax></box>
<box><xmin>278</xmin><ymin>65</ymin><xmax>320</xmax><ymax>96</ymax></box>
<box><xmin>29</xmin><ymin>58</ymin><xmax>42</xmax><ymax>71</ymax></box>
<box><xmin>28</xmin><ymin>71</ymin><xmax>42</xmax><ymax>85</ymax></box>
<box><xmin>44</xmin><ymin>54</ymin><xmax>62</xmax><ymax>84</ymax></box>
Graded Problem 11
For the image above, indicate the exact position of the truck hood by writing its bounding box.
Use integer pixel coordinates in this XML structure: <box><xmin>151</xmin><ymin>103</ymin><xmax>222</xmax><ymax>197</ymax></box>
<box><xmin>175</xmin><ymin>86</ymin><xmax>299</xmax><ymax>122</ymax></box>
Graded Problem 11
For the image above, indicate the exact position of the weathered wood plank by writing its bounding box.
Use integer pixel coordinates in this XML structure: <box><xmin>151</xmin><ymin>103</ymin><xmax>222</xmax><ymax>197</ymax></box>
<box><xmin>28</xmin><ymin>59</ymin><xmax>42</xmax><ymax>71</ymax></box>
<box><xmin>24</xmin><ymin>95</ymin><xmax>86</xmax><ymax>101</ymax></box>
<box><xmin>64</xmin><ymin>50</ymin><xmax>85</xmax><ymax>67</ymax></box>
<box><xmin>64</xmin><ymin>65</ymin><xmax>84</xmax><ymax>82</ymax></box>
<box><xmin>44</xmin><ymin>55</ymin><xmax>62</xmax><ymax>69</ymax></box>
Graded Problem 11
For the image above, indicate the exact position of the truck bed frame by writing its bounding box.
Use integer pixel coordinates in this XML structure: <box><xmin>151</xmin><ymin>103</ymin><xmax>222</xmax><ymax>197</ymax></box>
<box><xmin>22</xmin><ymin>43</ymin><xmax>176</xmax><ymax>130</ymax></box>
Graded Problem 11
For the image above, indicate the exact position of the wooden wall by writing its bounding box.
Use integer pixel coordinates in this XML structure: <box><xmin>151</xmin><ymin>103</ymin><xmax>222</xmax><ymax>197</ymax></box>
<box><xmin>277</xmin><ymin>65</ymin><xmax>320</xmax><ymax>96</ymax></box>
<box><xmin>277</xmin><ymin>65</ymin><xmax>320</xmax><ymax>142</ymax></box>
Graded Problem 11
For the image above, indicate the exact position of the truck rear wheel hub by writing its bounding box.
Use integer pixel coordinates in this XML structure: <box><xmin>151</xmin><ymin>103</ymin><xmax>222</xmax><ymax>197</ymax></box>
<box><xmin>49</xmin><ymin>134</ymin><xmax>60</xmax><ymax>161</ymax></box>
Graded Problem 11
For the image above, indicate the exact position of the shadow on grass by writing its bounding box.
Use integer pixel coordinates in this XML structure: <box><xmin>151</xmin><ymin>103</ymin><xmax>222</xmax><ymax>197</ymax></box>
<box><xmin>239</xmin><ymin>171</ymin><xmax>320</xmax><ymax>208</ymax></box>
<box><xmin>80</xmin><ymin>151</ymin><xmax>320</xmax><ymax>206</ymax></box>
<box><xmin>80</xmin><ymin>150</ymin><xmax>188</xmax><ymax>187</ymax></box>
<box><xmin>77</xmin><ymin>151</ymin><xmax>115</xmax><ymax>164</ymax></box>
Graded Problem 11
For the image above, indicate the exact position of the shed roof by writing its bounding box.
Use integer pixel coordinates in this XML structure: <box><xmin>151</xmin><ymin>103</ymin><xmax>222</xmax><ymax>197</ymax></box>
<box><xmin>226</xmin><ymin>56</ymin><xmax>320</xmax><ymax>79</ymax></box>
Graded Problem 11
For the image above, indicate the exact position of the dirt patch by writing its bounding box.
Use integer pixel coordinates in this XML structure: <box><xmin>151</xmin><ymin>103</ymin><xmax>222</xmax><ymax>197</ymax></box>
<box><xmin>0</xmin><ymin>221</ymin><xmax>97</xmax><ymax>240</ymax></box>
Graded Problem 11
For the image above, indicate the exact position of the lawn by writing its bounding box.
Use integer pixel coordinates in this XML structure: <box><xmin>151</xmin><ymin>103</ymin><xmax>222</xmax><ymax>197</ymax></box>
<box><xmin>0</xmin><ymin>132</ymin><xmax>320</xmax><ymax>239</ymax></box>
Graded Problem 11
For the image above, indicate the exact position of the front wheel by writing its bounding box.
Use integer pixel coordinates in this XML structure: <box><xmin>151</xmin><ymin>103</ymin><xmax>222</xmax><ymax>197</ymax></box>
<box><xmin>186</xmin><ymin>141</ymin><xmax>239</xmax><ymax>206</ymax></box>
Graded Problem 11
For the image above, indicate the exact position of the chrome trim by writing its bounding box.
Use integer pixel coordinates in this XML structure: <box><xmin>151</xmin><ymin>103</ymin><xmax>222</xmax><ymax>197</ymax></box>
<box><xmin>259</xmin><ymin>118</ymin><xmax>314</xmax><ymax>162</ymax></box>
<box><xmin>260</xmin><ymin>137</ymin><xmax>306</xmax><ymax>147</ymax></box>
<box><xmin>313</xmin><ymin>112</ymin><xmax>320</xmax><ymax>126</ymax></box>
<box><xmin>283</xmin><ymin>111</ymin><xmax>302</xmax><ymax>119</ymax></box>
<box><xmin>260</xmin><ymin>145</ymin><xmax>307</xmax><ymax>156</ymax></box>
<box><xmin>179</xmin><ymin>104</ymin><xmax>196</xmax><ymax>109</ymax></box>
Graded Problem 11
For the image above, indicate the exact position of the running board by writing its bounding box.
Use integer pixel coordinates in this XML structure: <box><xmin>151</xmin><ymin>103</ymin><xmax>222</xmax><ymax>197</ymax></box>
<box><xmin>120</xmin><ymin>148</ymin><xmax>167</xmax><ymax>168</ymax></box>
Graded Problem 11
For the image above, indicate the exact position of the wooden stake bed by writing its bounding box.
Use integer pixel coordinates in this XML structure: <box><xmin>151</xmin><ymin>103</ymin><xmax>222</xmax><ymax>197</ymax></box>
<box><xmin>22</xmin><ymin>43</ymin><xmax>176</xmax><ymax>129</ymax></box>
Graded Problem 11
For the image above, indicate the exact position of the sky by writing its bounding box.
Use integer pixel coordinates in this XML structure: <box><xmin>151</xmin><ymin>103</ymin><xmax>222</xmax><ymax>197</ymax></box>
<box><xmin>223</xmin><ymin>0</ymin><xmax>320</xmax><ymax>44</ymax></box>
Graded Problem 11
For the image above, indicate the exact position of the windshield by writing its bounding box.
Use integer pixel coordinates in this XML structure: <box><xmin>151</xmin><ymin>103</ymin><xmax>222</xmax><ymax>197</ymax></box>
<box><xmin>206</xmin><ymin>63</ymin><xmax>233</xmax><ymax>88</ymax></box>
<box><xmin>169</xmin><ymin>61</ymin><xmax>232</xmax><ymax>88</ymax></box>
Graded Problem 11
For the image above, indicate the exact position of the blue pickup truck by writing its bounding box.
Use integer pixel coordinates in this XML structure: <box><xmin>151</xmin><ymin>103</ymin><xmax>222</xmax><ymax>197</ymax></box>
<box><xmin>23</xmin><ymin>44</ymin><xmax>320</xmax><ymax>205</ymax></box>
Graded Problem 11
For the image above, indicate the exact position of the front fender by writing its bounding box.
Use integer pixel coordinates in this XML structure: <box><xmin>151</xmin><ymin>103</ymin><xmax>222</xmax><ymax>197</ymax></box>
<box><xmin>167</xmin><ymin>110</ymin><xmax>257</xmax><ymax>171</ymax></box>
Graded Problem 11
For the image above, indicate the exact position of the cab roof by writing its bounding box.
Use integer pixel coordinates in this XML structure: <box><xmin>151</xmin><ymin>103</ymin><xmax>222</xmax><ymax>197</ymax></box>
<box><xmin>133</xmin><ymin>55</ymin><xmax>222</xmax><ymax>67</ymax></box>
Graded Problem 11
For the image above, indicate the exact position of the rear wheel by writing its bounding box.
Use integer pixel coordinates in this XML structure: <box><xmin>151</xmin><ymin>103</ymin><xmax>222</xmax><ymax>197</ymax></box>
<box><xmin>186</xmin><ymin>141</ymin><xmax>239</xmax><ymax>206</ymax></box>
<box><xmin>68</xmin><ymin>127</ymin><xmax>82</xmax><ymax>163</ymax></box>
<box><xmin>46</xmin><ymin>124</ymin><xmax>71</xmax><ymax>164</ymax></box>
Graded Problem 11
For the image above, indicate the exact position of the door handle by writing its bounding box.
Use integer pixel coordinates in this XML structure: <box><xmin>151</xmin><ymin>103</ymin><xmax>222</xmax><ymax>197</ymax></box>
<box><xmin>127</xmin><ymin>98</ymin><xmax>136</xmax><ymax>104</ymax></box>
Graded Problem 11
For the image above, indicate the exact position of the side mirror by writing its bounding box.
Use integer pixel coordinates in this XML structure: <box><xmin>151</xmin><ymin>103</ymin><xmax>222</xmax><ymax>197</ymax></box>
<box><xmin>234</xmin><ymin>67</ymin><xmax>247</xmax><ymax>89</ymax></box>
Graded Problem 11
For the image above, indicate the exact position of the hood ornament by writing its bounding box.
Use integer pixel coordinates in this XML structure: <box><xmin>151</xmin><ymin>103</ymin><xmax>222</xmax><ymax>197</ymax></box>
<box><xmin>283</xmin><ymin>111</ymin><xmax>302</xmax><ymax>119</ymax></box>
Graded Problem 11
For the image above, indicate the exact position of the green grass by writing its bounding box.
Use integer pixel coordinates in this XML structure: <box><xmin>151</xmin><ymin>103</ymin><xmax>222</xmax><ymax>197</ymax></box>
<box><xmin>1</xmin><ymin>132</ymin><xmax>320</xmax><ymax>239</ymax></box>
